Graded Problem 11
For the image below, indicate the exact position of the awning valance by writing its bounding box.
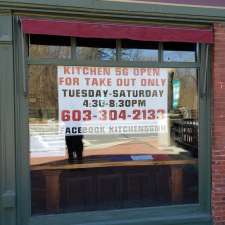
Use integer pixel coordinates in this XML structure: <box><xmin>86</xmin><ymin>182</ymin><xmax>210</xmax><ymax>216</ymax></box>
<box><xmin>21</xmin><ymin>18</ymin><xmax>213</xmax><ymax>44</ymax></box>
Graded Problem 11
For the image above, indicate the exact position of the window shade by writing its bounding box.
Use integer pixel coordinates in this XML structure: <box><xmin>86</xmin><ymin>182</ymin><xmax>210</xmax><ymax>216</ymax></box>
<box><xmin>21</xmin><ymin>18</ymin><xmax>213</xmax><ymax>43</ymax></box>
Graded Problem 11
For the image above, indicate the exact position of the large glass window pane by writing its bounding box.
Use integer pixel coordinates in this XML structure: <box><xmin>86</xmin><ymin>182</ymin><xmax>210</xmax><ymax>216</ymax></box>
<box><xmin>29</xmin><ymin>35</ymin><xmax>71</xmax><ymax>59</ymax></box>
<box><xmin>121</xmin><ymin>40</ymin><xmax>158</xmax><ymax>61</ymax></box>
<box><xmin>29</xmin><ymin>65</ymin><xmax>198</xmax><ymax>215</ymax></box>
<box><xmin>76</xmin><ymin>38</ymin><xmax>116</xmax><ymax>61</ymax></box>
<box><xmin>163</xmin><ymin>43</ymin><xmax>197</xmax><ymax>62</ymax></box>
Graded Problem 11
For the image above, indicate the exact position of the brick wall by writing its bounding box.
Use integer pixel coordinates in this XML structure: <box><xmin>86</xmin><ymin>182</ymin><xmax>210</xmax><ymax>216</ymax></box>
<box><xmin>212</xmin><ymin>23</ymin><xmax>225</xmax><ymax>225</ymax></box>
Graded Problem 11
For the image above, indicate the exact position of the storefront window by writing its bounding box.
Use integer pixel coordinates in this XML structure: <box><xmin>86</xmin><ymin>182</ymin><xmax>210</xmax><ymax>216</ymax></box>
<box><xmin>76</xmin><ymin>38</ymin><xmax>116</xmax><ymax>61</ymax></box>
<box><xmin>163</xmin><ymin>43</ymin><xmax>197</xmax><ymax>62</ymax></box>
<box><xmin>29</xmin><ymin>63</ymin><xmax>198</xmax><ymax>215</ymax></box>
<box><xmin>121</xmin><ymin>40</ymin><xmax>158</xmax><ymax>61</ymax></box>
<box><xmin>29</xmin><ymin>35</ymin><xmax>71</xmax><ymax>59</ymax></box>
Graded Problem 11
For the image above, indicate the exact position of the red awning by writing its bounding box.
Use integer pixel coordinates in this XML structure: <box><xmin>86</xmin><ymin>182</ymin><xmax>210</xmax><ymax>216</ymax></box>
<box><xmin>21</xmin><ymin>17</ymin><xmax>213</xmax><ymax>44</ymax></box>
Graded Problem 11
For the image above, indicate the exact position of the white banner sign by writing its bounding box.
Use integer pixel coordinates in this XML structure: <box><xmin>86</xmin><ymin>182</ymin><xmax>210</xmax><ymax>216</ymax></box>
<box><xmin>57</xmin><ymin>66</ymin><xmax>168</xmax><ymax>135</ymax></box>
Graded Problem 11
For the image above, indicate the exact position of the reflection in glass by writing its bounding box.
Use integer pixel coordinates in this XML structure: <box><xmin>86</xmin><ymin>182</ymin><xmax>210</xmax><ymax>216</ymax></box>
<box><xmin>30</xmin><ymin>45</ymin><xmax>71</xmax><ymax>59</ymax></box>
<box><xmin>29</xmin><ymin>65</ymin><xmax>198</xmax><ymax>215</ymax></box>
<box><xmin>121</xmin><ymin>40</ymin><xmax>158</xmax><ymax>61</ymax></box>
<box><xmin>163</xmin><ymin>43</ymin><xmax>197</xmax><ymax>62</ymax></box>
<box><xmin>169</xmin><ymin>68</ymin><xmax>198</xmax><ymax>157</ymax></box>
<box><xmin>76</xmin><ymin>38</ymin><xmax>116</xmax><ymax>60</ymax></box>
<box><xmin>29</xmin><ymin>35</ymin><xmax>71</xmax><ymax>59</ymax></box>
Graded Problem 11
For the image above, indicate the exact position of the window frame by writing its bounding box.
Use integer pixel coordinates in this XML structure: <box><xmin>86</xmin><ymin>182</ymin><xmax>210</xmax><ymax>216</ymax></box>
<box><xmin>14</xmin><ymin>16</ymin><xmax>212</xmax><ymax>225</ymax></box>
<box><xmin>27</xmin><ymin>35</ymin><xmax>200</xmax><ymax>65</ymax></box>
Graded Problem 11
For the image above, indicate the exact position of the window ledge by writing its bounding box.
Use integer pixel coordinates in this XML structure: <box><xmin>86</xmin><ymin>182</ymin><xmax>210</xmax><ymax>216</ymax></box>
<box><xmin>30</xmin><ymin>204</ymin><xmax>212</xmax><ymax>225</ymax></box>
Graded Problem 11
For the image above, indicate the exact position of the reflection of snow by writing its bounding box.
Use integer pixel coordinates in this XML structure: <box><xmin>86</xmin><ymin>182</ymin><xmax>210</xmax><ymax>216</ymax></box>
<box><xmin>30</xmin><ymin>121</ymin><xmax>66</xmax><ymax>157</ymax></box>
<box><xmin>85</xmin><ymin>140</ymin><xmax>131</xmax><ymax>150</ymax></box>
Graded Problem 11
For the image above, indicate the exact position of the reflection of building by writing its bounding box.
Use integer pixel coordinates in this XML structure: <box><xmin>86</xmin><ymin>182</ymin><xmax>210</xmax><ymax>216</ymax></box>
<box><xmin>1</xmin><ymin>1</ymin><xmax>225</xmax><ymax>225</ymax></box>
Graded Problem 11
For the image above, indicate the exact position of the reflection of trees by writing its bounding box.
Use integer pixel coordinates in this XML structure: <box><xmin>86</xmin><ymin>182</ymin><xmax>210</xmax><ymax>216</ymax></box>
<box><xmin>78</xmin><ymin>47</ymin><xmax>116</xmax><ymax>60</ymax></box>
<box><xmin>29</xmin><ymin>65</ymin><xmax>58</xmax><ymax>120</ymax></box>
<box><xmin>30</xmin><ymin>45</ymin><xmax>71</xmax><ymax>59</ymax></box>
<box><xmin>173</xmin><ymin>68</ymin><xmax>198</xmax><ymax>116</ymax></box>
<box><xmin>29</xmin><ymin>45</ymin><xmax>71</xmax><ymax>120</ymax></box>
<box><xmin>121</xmin><ymin>49</ymin><xmax>157</xmax><ymax>61</ymax></box>
<box><xmin>77</xmin><ymin>47</ymin><xmax>157</xmax><ymax>61</ymax></box>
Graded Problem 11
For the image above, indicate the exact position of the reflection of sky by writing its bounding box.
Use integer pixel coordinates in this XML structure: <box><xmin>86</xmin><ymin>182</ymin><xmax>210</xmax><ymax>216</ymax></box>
<box><xmin>163</xmin><ymin>51</ymin><xmax>195</xmax><ymax>62</ymax></box>
<box><xmin>121</xmin><ymin>49</ymin><xmax>158</xmax><ymax>61</ymax></box>
<box><xmin>77</xmin><ymin>47</ymin><xmax>116</xmax><ymax>61</ymax></box>
<box><xmin>30</xmin><ymin>45</ymin><xmax>196</xmax><ymax>63</ymax></box>
<box><xmin>73</xmin><ymin>47</ymin><xmax>196</xmax><ymax>62</ymax></box>
<box><xmin>99</xmin><ymin>48</ymin><xmax>116</xmax><ymax>60</ymax></box>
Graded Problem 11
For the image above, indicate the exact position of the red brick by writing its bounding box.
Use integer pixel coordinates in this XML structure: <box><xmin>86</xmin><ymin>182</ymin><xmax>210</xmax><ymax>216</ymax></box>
<box><xmin>212</xmin><ymin>23</ymin><xmax>225</xmax><ymax>224</ymax></box>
